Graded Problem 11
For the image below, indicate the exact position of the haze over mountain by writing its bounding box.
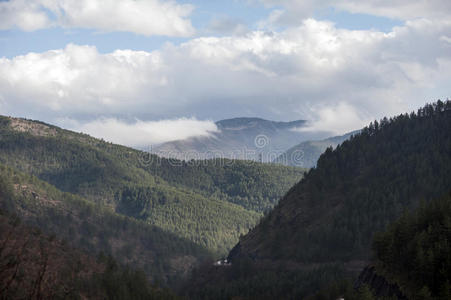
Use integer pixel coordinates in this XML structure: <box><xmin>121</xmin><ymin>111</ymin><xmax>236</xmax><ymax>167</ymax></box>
<box><xmin>274</xmin><ymin>130</ymin><xmax>360</xmax><ymax>168</ymax></box>
<box><xmin>155</xmin><ymin>117</ymin><xmax>332</xmax><ymax>162</ymax></box>
<box><xmin>0</xmin><ymin>114</ymin><xmax>305</xmax><ymax>285</ymax></box>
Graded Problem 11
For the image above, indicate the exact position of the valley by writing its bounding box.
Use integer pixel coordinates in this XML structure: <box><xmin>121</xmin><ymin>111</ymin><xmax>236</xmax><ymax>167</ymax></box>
<box><xmin>0</xmin><ymin>101</ymin><xmax>450</xmax><ymax>299</ymax></box>
<box><xmin>1</xmin><ymin>2</ymin><xmax>450</xmax><ymax>298</ymax></box>
<box><xmin>0</xmin><ymin>115</ymin><xmax>306</xmax><ymax>284</ymax></box>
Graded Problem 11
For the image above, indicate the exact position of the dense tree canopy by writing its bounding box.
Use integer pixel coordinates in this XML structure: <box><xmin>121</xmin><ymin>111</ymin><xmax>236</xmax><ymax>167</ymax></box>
<box><xmin>186</xmin><ymin>100</ymin><xmax>451</xmax><ymax>299</ymax></box>
<box><xmin>0</xmin><ymin>115</ymin><xmax>304</xmax><ymax>254</ymax></box>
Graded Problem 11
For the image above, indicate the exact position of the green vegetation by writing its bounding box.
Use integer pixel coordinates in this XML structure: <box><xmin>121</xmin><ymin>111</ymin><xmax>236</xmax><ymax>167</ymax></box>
<box><xmin>144</xmin><ymin>158</ymin><xmax>304</xmax><ymax>212</ymax></box>
<box><xmin>372</xmin><ymin>193</ymin><xmax>451</xmax><ymax>299</ymax></box>
<box><xmin>243</xmin><ymin>100</ymin><xmax>451</xmax><ymax>262</ymax></box>
<box><xmin>116</xmin><ymin>185</ymin><xmax>259</xmax><ymax>252</ymax></box>
<box><xmin>0</xmin><ymin>165</ymin><xmax>210</xmax><ymax>285</ymax></box>
<box><xmin>0</xmin><ymin>205</ymin><xmax>178</xmax><ymax>299</ymax></box>
<box><xmin>307</xmin><ymin>194</ymin><xmax>451</xmax><ymax>300</ymax></box>
<box><xmin>186</xmin><ymin>100</ymin><xmax>451</xmax><ymax>299</ymax></box>
<box><xmin>0</xmin><ymin>115</ymin><xmax>304</xmax><ymax>254</ymax></box>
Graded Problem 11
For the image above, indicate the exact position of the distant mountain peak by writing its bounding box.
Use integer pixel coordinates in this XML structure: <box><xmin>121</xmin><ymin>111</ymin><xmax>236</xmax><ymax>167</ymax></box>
<box><xmin>215</xmin><ymin>117</ymin><xmax>306</xmax><ymax>130</ymax></box>
<box><xmin>155</xmin><ymin>117</ymin><xmax>328</xmax><ymax>161</ymax></box>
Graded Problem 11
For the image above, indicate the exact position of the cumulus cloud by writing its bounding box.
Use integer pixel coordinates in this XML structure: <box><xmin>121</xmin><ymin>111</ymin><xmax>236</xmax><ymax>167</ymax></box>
<box><xmin>0</xmin><ymin>0</ymin><xmax>50</xmax><ymax>31</ymax></box>
<box><xmin>0</xmin><ymin>44</ymin><xmax>168</xmax><ymax>118</ymax></box>
<box><xmin>61</xmin><ymin>117</ymin><xmax>219</xmax><ymax>147</ymax></box>
<box><xmin>0</xmin><ymin>18</ymin><xmax>450</xmax><ymax>140</ymax></box>
<box><xmin>0</xmin><ymin>0</ymin><xmax>194</xmax><ymax>36</ymax></box>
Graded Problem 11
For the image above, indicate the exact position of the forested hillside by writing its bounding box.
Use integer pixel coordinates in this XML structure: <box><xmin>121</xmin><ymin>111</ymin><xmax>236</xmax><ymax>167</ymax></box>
<box><xmin>186</xmin><ymin>100</ymin><xmax>451</xmax><ymax>299</ymax></box>
<box><xmin>0</xmin><ymin>164</ymin><xmax>209</xmax><ymax>286</ymax></box>
<box><xmin>305</xmin><ymin>193</ymin><xmax>451</xmax><ymax>300</ymax></box>
<box><xmin>0</xmin><ymin>173</ymin><xmax>178</xmax><ymax>299</ymax></box>
<box><xmin>369</xmin><ymin>193</ymin><xmax>451</xmax><ymax>299</ymax></box>
<box><xmin>273</xmin><ymin>130</ymin><xmax>358</xmax><ymax>168</ymax></box>
<box><xmin>0</xmin><ymin>116</ymin><xmax>305</xmax><ymax>254</ymax></box>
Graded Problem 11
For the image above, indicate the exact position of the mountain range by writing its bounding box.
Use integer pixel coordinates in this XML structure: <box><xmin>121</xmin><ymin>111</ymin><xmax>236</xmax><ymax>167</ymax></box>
<box><xmin>154</xmin><ymin>117</ymin><xmax>332</xmax><ymax>162</ymax></box>
<box><xmin>1</xmin><ymin>101</ymin><xmax>450</xmax><ymax>299</ymax></box>
<box><xmin>0</xmin><ymin>115</ymin><xmax>305</xmax><ymax>284</ymax></box>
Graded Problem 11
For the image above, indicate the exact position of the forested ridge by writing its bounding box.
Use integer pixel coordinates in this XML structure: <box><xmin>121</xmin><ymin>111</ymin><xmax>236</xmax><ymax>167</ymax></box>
<box><xmin>273</xmin><ymin>130</ymin><xmax>358</xmax><ymax>168</ymax></box>
<box><xmin>0</xmin><ymin>116</ymin><xmax>304</xmax><ymax>254</ymax></box>
<box><xmin>370</xmin><ymin>193</ymin><xmax>451</xmax><ymax>299</ymax></box>
<box><xmin>238</xmin><ymin>100</ymin><xmax>451</xmax><ymax>262</ymax></box>
<box><xmin>0</xmin><ymin>172</ymin><xmax>179</xmax><ymax>299</ymax></box>
<box><xmin>0</xmin><ymin>164</ymin><xmax>210</xmax><ymax>286</ymax></box>
<box><xmin>186</xmin><ymin>100</ymin><xmax>451</xmax><ymax>299</ymax></box>
<box><xmin>303</xmin><ymin>193</ymin><xmax>451</xmax><ymax>300</ymax></box>
<box><xmin>2</xmin><ymin>101</ymin><xmax>449</xmax><ymax>299</ymax></box>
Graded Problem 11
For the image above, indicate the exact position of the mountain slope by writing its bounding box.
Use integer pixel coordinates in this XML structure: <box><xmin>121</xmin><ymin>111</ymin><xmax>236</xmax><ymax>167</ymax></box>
<box><xmin>367</xmin><ymin>193</ymin><xmax>451</xmax><ymax>299</ymax></box>
<box><xmin>233</xmin><ymin>101</ymin><xmax>451</xmax><ymax>263</ymax></box>
<box><xmin>0</xmin><ymin>115</ymin><xmax>305</xmax><ymax>254</ymax></box>
<box><xmin>186</xmin><ymin>100</ymin><xmax>451</xmax><ymax>299</ymax></box>
<box><xmin>273</xmin><ymin>130</ymin><xmax>359</xmax><ymax>168</ymax></box>
<box><xmin>303</xmin><ymin>194</ymin><xmax>451</xmax><ymax>300</ymax></box>
<box><xmin>0</xmin><ymin>213</ymin><xmax>178</xmax><ymax>300</ymax></box>
<box><xmin>155</xmin><ymin>117</ymin><xmax>331</xmax><ymax>162</ymax></box>
<box><xmin>0</xmin><ymin>164</ymin><xmax>209</xmax><ymax>285</ymax></box>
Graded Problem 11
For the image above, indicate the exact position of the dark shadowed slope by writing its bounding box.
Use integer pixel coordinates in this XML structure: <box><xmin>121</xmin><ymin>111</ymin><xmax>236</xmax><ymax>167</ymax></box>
<box><xmin>233</xmin><ymin>100</ymin><xmax>451</xmax><ymax>263</ymax></box>
<box><xmin>186</xmin><ymin>100</ymin><xmax>451</xmax><ymax>299</ymax></box>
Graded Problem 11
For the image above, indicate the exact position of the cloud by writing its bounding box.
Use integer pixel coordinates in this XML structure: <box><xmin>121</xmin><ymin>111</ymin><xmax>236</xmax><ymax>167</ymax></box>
<box><xmin>0</xmin><ymin>44</ymin><xmax>167</xmax><ymax>117</ymax></box>
<box><xmin>0</xmin><ymin>0</ymin><xmax>51</xmax><ymax>31</ymax></box>
<box><xmin>296</xmin><ymin>102</ymin><xmax>372</xmax><ymax>134</ymax></box>
<box><xmin>0</xmin><ymin>18</ymin><xmax>450</xmax><ymax>139</ymax></box>
<box><xmin>207</xmin><ymin>17</ymin><xmax>249</xmax><ymax>36</ymax></box>
<box><xmin>258</xmin><ymin>0</ymin><xmax>451</xmax><ymax>27</ymax></box>
<box><xmin>61</xmin><ymin>117</ymin><xmax>219</xmax><ymax>147</ymax></box>
<box><xmin>0</xmin><ymin>0</ymin><xmax>194</xmax><ymax>37</ymax></box>
<box><xmin>334</xmin><ymin>0</ymin><xmax>451</xmax><ymax>21</ymax></box>
<box><xmin>257</xmin><ymin>0</ymin><xmax>322</xmax><ymax>27</ymax></box>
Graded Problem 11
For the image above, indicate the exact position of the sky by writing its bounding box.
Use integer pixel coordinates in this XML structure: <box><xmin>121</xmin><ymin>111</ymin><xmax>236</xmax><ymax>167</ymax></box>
<box><xmin>0</xmin><ymin>0</ymin><xmax>450</xmax><ymax>147</ymax></box>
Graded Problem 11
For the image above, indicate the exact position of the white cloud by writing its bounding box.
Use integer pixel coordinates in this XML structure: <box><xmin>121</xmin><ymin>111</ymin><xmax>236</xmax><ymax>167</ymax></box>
<box><xmin>258</xmin><ymin>0</ymin><xmax>451</xmax><ymax>27</ymax></box>
<box><xmin>296</xmin><ymin>102</ymin><xmax>372</xmax><ymax>134</ymax></box>
<box><xmin>0</xmin><ymin>44</ymin><xmax>167</xmax><ymax>117</ymax></box>
<box><xmin>0</xmin><ymin>0</ymin><xmax>194</xmax><ymax>37</ymax></box>
<box><xmin>335</xmin><ymin>0</ymin><xmax>451</xmax><ymax>21</ymax></box>
<box><xmin>0</xmin><ymin>0</ymin><xmax>51</xmax><ymax>31</ymax></box>
<box><xmin>0</xmin><ymin>18</ymin><xmax>450</xmax><ymax>139</ymax></box>
<box><xmin>62</xmin><ymin>117</ymin><xmax>218</xmax><ymax>147</ymax></box>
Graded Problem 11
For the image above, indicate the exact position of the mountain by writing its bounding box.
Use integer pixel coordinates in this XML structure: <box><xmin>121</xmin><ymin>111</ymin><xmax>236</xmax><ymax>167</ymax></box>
<box><xmin>364</xmin><ymin>193</ymin><xmax>451</xmax><ymax>299</ymax></box>
<box><xmin>185</xmin><ymin>100</ymin><xmax>451</xmax><ymax>299</ymax></box>
<box><xmin>154</xmin><ymin>117</ymin><xmax>331</xmax><ymax>162</ymax></box>
<box><xmin>0</xmin><ymin>163</ymin><xmax>209</xmax><ymax>286</ymax></box>
<box><xmin>0</xmin><ymin>115</ymin><xmax>304</xmax><ymax>258</ymax></box>
<box><xmin>0</xmin><ymin>174</ymin><xmax>178</xmax><ymax>299</ymax></box>
<box><xmin>307</xmin><ymin>193</ymin><xmax>451</xmax><ymax>299</ymax></box>
<box><xmin>273</xmin><ymin>130</ymin><xmax>359</xmax><ymax>168</ymax></box>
